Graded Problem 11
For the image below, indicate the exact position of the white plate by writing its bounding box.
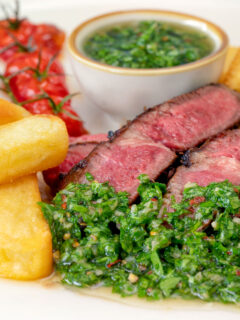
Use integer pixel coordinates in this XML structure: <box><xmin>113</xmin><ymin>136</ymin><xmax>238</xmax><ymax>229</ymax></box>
<box><xmin>1</xmin><ymin>1</ymin><xmax>240</xmax><ymax>319</ymax></box>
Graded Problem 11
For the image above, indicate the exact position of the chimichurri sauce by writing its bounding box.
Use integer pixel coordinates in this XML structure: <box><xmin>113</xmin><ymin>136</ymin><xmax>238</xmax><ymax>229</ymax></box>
<box><xmin>40</xmin><ymin>175</ymin><xmax>240</xmax><ymax>303</ymax></box>
<box><xmin>83</xmin><ymin>21</ymin><xmax>214</xmax><ymax>69</ymax></box>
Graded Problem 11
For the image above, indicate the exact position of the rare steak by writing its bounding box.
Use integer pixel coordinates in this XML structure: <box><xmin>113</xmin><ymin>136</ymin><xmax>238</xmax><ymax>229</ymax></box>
<box><xmin>60</xmin><ymin>84</ymin><xmax>240</xmax><ymax>201</ymax></box>
<box><xmin>165</xmin><ymin>129</ymin><xmax>240</xmax><ymax>208</ymax></box>
<box><xmin>69</xmin><ymin>133</ymin><xmax>108</xmax><ymax>144</ymax></box>
<box><xmin>43</xmin><ymin>134</ymin><xmax>108</xmax><ymax>189</ymax></box>
<box><xmin>61</xmin><ymin>132</ymin><xmax>176</xmax><ymax>201</ymax></box>
<box><xmin>132</xmin><ymin>84</ymin><xmax>240</xmax><ymax>151</ymax></box>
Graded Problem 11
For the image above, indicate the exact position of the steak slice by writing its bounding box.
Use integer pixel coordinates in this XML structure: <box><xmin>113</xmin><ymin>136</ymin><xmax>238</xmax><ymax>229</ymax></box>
<box><xmin>60</xmin><ymin>84</ymin><xmax>240</xmax><ymax>202</ymax></box>
<box><xmin>69</xmin><ymin>133</ymin><xmax>108</xmax><ymax>144</ymax></box>
<box><xmin>165</xmin><ymin>129</ymin><xmax>240</xmax><ymax>208</ymax></box>
<box><xmin>132</xmin><ymin>84</ymin><xmax>240</xmax><ymax>151</ymax></box>
<box><xmin>44</xmin><ymin>134</ymin><xmax>108</xmax><ymax>189</ymax></box>
<box><xmin>43</xmin><ymin>142</ymin><xmax>98</xmax><ymax>189</ymax></box>
<box><xmin>190</xmin><ymin>129</ymin><xmax>240</xmax><ymax>163</ymax></box>
<box><xmin>61</xmin><ymin>132</ymin><xmax>176</xmax><ymax>201</ymax></box>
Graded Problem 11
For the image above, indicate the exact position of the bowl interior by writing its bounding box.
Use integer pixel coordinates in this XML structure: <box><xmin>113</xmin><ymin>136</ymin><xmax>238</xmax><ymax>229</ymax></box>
<box><xmin>75</xmin><ymin>11</ymin><xmax>223</xmax><ymax>57</ymax></box>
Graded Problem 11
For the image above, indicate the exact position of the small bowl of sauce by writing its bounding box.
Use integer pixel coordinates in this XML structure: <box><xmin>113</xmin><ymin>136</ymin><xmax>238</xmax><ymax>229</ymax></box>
<box><xmin>84</xmin><ymin>21</ymin><xmax>214</xmax><ymax>69</ymax></box>
<box><xmin>68</xmin><ymin>10</ymin><xmax>228</xmax><ymax>123</ymax></box>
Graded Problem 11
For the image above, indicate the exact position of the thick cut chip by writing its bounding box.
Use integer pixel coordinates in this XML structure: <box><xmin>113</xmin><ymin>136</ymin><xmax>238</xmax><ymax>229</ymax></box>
<box><xmin>0</xmin><ymin>99</ymin><xmax>30</xmax><ymax>124</ymax></box>
<box><xmin>0</xmin><ymin>174</ymin><xmax>52</xmax><ymax>280</ymax></box>
<box><xmin>221</xmin><ymin>48</ymin><xmax>240</xmax><ymax>91</ymax></box>
<box><xmin>219</xmin><ymin>47</ymin><xmax>239</xmax><ymax>82</ymax></box>
<box><xmin>0</xmin><ymin>115</ymin><xmax>68</xmax><ymax>184</ymax></box>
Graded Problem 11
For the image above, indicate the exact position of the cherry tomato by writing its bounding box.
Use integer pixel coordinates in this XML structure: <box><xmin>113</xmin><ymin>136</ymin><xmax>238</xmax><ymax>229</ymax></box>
<box><xmin>5</xmin><ymin>52</ymin><xmax>88</xmax><ymax>136</ymax></box>
<box><xmin>23</xmin><ymin>97</ymin><xmax>88</xmax><ymax>137</ymax></box>
<box><xmin>0</xmin><ymin>19</ymin><xmax>65</xmax><ymax>61</ymax></box>
<box><xmin>5</xmin><ymin>51</ymin><xmax>68</xmax><ymax>101</ymax></box>
<box><xmin>0</xmin><ymin>19</ymin><xmax>35</xmax><ymax>61</ymax></box>
<box><xmin>33</xmin><ymin>24</ymin><xmax>65</xmax><ymax>56</ymax></box>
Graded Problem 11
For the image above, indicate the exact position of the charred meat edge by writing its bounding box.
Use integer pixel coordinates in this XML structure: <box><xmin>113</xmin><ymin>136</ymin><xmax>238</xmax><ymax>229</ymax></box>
<box><xmin>60</xmin><ymin>84</ymin><xmax>240</xmax><ymax>192</ymax></box>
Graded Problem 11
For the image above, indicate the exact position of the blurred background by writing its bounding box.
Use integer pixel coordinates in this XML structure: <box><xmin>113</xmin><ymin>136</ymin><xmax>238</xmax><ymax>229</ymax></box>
<box><xmin>4</xmin><ymin>0</ymin><xmax>239</xmax><ymax>44</ymax></box>
<box><xmin>0</xmin><ymin>0</ymin><xmax>239</xmax><ymax>132</ymax></box>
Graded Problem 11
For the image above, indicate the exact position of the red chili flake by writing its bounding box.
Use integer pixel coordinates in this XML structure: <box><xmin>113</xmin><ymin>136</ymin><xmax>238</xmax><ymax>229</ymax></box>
<box><xmin>61</xmin><ymin>195</ymin><xmax>67</xmax><ymax>202</ymax></box>
<box><xmin>162</xmin><ymin>221</ymin><xmax>173</xmax><ymax>229</ymax></box>
<box><xmin>147</xmin><ymin>271</ymin><xmax>153</xmax><ymax>275</ymax></box>
<box><xmin>236</xmin><ymin>270</ymin><xmax>240</xmax><ymax>276</ymax></box>
<box><xmin>179</xmin><ymin>212</ymin><xmax>194</xmax><ymax>220</ymax></box>
<box><xmin>203</xmin><ymin>236</ymin><xmax>214</xmax><ymax>241</ymax></box>
<box><xmin>178</xmin><ymin>213</ymin><xmax>186</xmax><ymax>219</ymax></box>
<box><xmin>107</xmin><ymin>259</ymin><xmax>121</xmax><ymax>268</ymax></box>
<box><xmin>189</xmin><ymin>196</ymin><xmax>205</xmax><ymax>205</ymax></box>
<box><xmin>61</xmin><ymin>203</ymin><xmax>67</xmax><ymax>210</ymax></box>
<box><xmin>151</xmin><ymin>197</ymin><xmax>158</xmax><ymax>202</ymax></box>
<box><xmin>235</xmin><ymin>213</ymin><xmax>240</xmax><ymax>218</ymax></box>
<box><xmin>188</xmin><ymin>206</ymin><xmax>195</xmax><ymax>213</ymax></box>
<box><xmin>147</xmin><ymin>288</ymin><xmax>153</xmax><ymax>294</ymax></box>
<box><xmin>227</xmin><ymin>251</ymin><xmax>232</xmax><ymax>256</ymax></box>
<box><xmin>213</xmin><ymin>210</ymin><xmax>218</xmax><ymax>217</ymax></box>
<box><xmin>139</xmin><ymin>264</ymin><xmax>147</xmax><ymax>272</ymax></box>
<box><xmin>234</xmin><ymin>188</ymin><xmax>239</xmax><ymax>194</ymax></box>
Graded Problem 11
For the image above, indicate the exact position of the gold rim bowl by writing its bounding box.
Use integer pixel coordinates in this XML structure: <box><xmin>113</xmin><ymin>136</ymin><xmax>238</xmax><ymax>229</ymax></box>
<box><xmin>68</xmin><ymin>9</ymin><xmax>229</xmax><ymax>76</ymax></box>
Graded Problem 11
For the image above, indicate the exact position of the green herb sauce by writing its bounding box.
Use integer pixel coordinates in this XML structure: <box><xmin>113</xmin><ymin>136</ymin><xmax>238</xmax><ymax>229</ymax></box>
<box><xmin>40</xmin><ymin>175</ymin><xmax>240</xmax><ymax>303</ymax></box>
<box><xmin>83</xmin><ymin>21</ymin><xmax>214</xmax><ymax>69</ymax></box>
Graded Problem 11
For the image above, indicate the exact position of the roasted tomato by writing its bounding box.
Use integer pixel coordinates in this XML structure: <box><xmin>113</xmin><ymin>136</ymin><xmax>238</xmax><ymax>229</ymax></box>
<box><xmin>5</xmin><ymin>51</ymin><xmax>68</xmax><ymax>100</ymax></box>
<box><xmin>33</xmin><ymin>24</ymin><xmax>65</xmax><ymax>56</ymax></box>
<box><xmin>0</xmin><ymin>21</ymin><xmax>65</xmax><ymax>61</ymax></box>
<box><xmin>0</xmin><ymin>1</ymin><xmax>64</xmax><ymax>61</ymax></box>
<box><xmin>4</xmin><ymin>52</ymin><xmax>88</xmax><ymax>136</ymax></box>
<box><xmin>23</xmin><ymin>96</ymin><xmax>88</xmax><ymax>137</ymax></box>
<box><xmin>0</xmin><ymin>19</ymin><xmax>36</xmax><ymax>61</ymax></box>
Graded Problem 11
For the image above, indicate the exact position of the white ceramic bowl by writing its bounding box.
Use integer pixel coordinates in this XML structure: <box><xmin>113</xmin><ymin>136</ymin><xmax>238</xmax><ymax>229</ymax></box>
<box><xmin>68</xmin><ymin>9</ymin><xmax>228</xmax><ymax>123</ymax></box>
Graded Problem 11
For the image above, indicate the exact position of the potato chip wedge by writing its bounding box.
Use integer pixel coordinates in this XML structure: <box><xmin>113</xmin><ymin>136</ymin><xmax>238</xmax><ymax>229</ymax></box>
<box><xmin>0</xmin><ymin>99</ymin><xmax>30</xmax><ymax>124</ymax></box>
<box><xmin>0</xmin><ymin>115</ymin><xmax>68</xmax><ymax>184</ymax></box>
<box><xmin>219</xmin><ymin>47</ymin><xmax>239</xmax><ymax>82</ymax></box>
<box><xmin>221</xmin><ymin>48</ymin><xmax>240</xmax><ymax>91</ymax></box>
<box><xmin>0</xmin><ymin>174</ymin><xmax>52</xmax><ymax>280</ymax></box>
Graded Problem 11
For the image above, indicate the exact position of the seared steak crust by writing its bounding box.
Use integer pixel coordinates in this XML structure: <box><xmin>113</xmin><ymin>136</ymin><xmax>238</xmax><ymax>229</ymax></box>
<box><xmin>60</xmin><ymin>84</ymin><xmax>240</xmax><ymax>201</ymax></box>
<box><xmin>61</xmin><ymin>134</ymin><xmax>176</xmax><ymax>202</ymax></box>
<box><xmin>131</xmin><ymin>84</ymin><xmax>240</xmax><ymax>151</ymax></box>
<box><xmin>165</xmin><ymin>128</ymin><xmax>240</xmax><ymax>208</ymax></box>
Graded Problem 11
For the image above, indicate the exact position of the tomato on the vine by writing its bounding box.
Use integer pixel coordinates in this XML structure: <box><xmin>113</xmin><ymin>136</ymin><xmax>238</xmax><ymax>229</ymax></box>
<box><xmin>23</xmin><ymin>97</ymin><xmax>88</xmax><ymax>137</ymax></box>
<box><xmin>5</xmin><ymin>51</ymin><xmax>68</xmax><ymax>101</ymax></box>
<box><xmin>0</xmin><ymin>1</ymin><xmax>87</xmax><ymax>137</ymax></box>
<box><xmin>4</xmin><ymin>52</ymin><xmax>88</xmax><ymax>136</ymax></box>
<box><xmin>0</xmin><ymin>1</ymin><xmax>65</xmax><ymax>62</ymax></box>
<box><xmin>0</xmin><ymin>19</ymin><xmax>35</xmax><ymax>61</ymax></box>
<box><xmin>32</xmin><ymin>24</ymin><xmax>65</xmax><ymax>56</ymax></box>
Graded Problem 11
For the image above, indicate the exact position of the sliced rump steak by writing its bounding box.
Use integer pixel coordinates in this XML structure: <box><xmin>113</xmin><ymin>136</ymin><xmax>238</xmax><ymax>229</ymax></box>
<box><xmin>43</xmin><ymin>134</ymin><xmax>108</xmax><ymax>189</ymax></box>
<box><xmin>61</xmin><ymin>132</ymin><xmax>176</xmax><ymax>201</ymax></box>
<box><xmin>69</xmin><ymin>133</ymin><xmax>108</xmax><ymax>144</ymax></box>
<box><xmin>132</xmin><ymin>84</ymin><xmax>240</xmax><ymax>151</ymax></box>
<box><xmin>165</xmin><ymin>129</ymin><xmax>240</xmax><ymax>208</ymax></box>
<box><xmin>190</xmin><ymin>129</ymin><xmax>240</xmax><ymax>162</ymax></box>
<box><xmin>60</xmin><ymin>84</ymin><xmax>240</xmax><ymax>202</ymax></box>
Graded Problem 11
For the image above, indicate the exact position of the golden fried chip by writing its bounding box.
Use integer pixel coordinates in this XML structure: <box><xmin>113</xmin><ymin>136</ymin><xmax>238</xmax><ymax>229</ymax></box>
<box><xmin>0</xmin><ymin>115</ymin><xmax>68</xmax><ymax>184</ymax></box>
<box><xmin>0</xmin><ymin>99</ymin><xmax>30</xmax><ymax>124</ymax></box>
<box><xmin>0</xmin><ymin>174</ymin><xmax>52</xmax><ymax>280</ymax></box>
<box><xmin>221</xmin><ymin>48</ymin><xmax>240</xmax><ymax>91</ymax></box>
<box><xmin>219</xmin><ymin>47</ymin><xmax>239</xmax><ymax>82</ymax></box>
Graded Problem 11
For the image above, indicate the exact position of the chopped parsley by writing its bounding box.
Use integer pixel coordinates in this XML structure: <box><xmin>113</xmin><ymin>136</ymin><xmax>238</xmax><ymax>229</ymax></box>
<box><xmin>40</xmin><ymin>176</ymin><xmax>240</xmax><ymax>303</ymax></box>
<box><xmin>83</xmin><ymin>21</ymin><xmax>213</xmax><ymax>69</ymax></box>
